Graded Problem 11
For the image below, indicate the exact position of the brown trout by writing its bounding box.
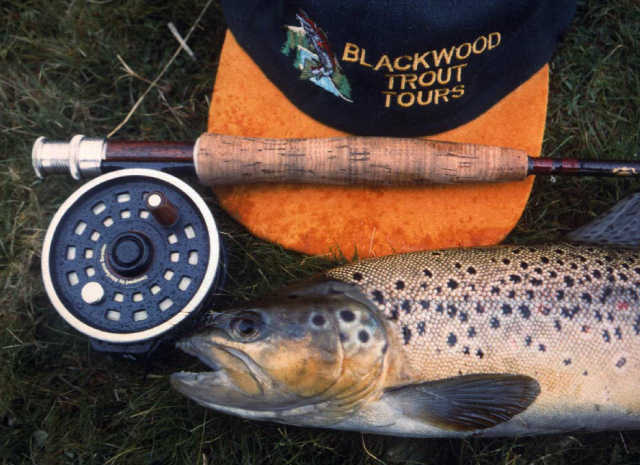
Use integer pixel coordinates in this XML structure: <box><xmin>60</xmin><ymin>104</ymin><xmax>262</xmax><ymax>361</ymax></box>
<box><xmin>171</xmin><ymin>195</ymin><xmax>640</xmax><ymax>437</ymax></box>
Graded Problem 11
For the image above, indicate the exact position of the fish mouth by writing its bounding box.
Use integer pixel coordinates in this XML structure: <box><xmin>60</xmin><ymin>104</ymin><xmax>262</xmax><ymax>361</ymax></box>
<box><xmin>170</xmin><ymin>335</ymin><xmax>281</xmax><ymax>412</ymax></box>
<box><xmin>170</xmin><ymin>336</ymin><xmax>338</xmax><ymax>425</ymax></box>
<box><xmin>170</xmin><ymin>370</ymin><xmax>221</xmax><ymax>389</ymax></box>
<box><xmin>172</xmin><ymin>337</ymin><xmax>270</xmax><ymax>387</ymax></box>
<box><xmin>174</xmin><ymin>338</ymin><xmax>223</xmax><ymax>372</ymax></box>
<box><xmin>170</xmin><ymin>339</ymin><xmax>223</xmax><ymax>390</ymax></box>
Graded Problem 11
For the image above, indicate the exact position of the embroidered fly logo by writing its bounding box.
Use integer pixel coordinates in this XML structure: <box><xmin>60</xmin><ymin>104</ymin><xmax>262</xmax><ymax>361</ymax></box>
<box><xmin>281</xmin><ymin>10</ymin><xmax>353</xmax><ymax>103</ymax></box>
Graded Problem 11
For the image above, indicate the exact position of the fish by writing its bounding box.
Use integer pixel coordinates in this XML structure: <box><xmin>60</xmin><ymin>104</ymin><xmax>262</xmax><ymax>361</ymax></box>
<box><xmin>171</xmin><ymin>194</ymin><xmax>640</xmax><ymax>437</ymax></box>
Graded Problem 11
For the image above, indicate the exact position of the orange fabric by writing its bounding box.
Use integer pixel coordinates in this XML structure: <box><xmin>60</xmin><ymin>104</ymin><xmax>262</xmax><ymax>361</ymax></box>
<box><xmin>209</xmin><ymin>31</ymin><xmax>548</xmax><ymax>259</ymax></box>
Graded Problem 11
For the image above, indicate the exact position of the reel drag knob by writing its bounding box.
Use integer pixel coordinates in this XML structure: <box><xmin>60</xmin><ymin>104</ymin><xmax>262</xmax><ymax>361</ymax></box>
<box><xmin>41</xmin><ymin>168</ymin><xmax>222</xmax><ymax>353</ymax></box>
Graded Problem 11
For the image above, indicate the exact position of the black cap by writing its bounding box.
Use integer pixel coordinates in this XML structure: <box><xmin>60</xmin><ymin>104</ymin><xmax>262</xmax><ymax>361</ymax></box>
<box><xmin>220</xmin><ymin>0</ymin><xmax>576</xmax><ymax>137</ymax></box>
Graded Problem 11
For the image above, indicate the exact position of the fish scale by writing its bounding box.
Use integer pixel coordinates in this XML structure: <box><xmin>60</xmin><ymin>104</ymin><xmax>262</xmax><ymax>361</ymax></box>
<box><xmin>327</xmin><ymin>244</ymin><xmax>640</xmax><ymax>418</ymax></box>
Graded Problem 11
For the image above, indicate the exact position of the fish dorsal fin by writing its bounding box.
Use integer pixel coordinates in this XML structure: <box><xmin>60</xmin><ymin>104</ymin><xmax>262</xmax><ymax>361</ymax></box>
<box><xmin>568</xmin><ymin>193</ymin><xmax>640</xmax><ymax>248</ymax></box>
<box><xmin>383</xmin><ymin>374</ymin><xmax>540</xmax><ymax>432</ymax></box>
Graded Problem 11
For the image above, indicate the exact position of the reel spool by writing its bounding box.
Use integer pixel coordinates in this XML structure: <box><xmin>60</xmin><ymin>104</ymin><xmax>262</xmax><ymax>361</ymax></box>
<box><xmin>41</xmin><ymin>168</ymin><xmax>222</xmax><ymax>354</ymax></box>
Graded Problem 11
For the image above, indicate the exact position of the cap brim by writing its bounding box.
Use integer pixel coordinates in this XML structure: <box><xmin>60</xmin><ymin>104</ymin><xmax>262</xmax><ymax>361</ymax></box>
<box><xmin>209</xmin><ymin>31</ymin><xmax>548</xmax><ymax>259</ymax></box>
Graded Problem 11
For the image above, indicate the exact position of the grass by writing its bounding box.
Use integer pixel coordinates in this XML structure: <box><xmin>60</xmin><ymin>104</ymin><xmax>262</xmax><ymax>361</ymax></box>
<box><xmin>1</xmin><ymin>0</ymin><xmax>640</xmax><ymax>463</ymax></box>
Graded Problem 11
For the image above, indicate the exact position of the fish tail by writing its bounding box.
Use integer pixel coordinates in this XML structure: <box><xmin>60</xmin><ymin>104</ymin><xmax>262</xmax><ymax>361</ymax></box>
<box><xmin>568</xmin><ymin>193</ymin><xmax>640</xmax><ymax>248</ymax></box>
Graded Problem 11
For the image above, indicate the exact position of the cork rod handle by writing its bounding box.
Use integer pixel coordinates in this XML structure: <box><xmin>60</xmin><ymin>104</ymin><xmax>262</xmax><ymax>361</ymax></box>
<box><xmin>195</xmin><ymin>133</ymin><xmax>529</xmax><ymax>186</ymax></box>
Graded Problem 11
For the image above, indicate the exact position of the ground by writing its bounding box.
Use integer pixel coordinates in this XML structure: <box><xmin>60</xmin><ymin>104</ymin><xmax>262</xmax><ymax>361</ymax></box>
<box><xmin>1</xmin><ymin>1</ymin><xmax>640</xmax><ymax>464</ymax></box>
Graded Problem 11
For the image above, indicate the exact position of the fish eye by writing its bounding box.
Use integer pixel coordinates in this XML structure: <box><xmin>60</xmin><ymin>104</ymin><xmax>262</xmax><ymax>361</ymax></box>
<box><xmin>230</xmin><ymin>313</ymin><xmax>263</xmax><ymax>341</ymax></box>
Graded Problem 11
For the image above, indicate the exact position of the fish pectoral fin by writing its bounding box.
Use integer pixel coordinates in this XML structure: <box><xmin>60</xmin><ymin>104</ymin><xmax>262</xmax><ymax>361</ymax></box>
<box><xmin>567</xmin><ymin>192</ymin><xmax>640</xmax><ymax>248</ymax></box>
<box><xmin>383</xmin><ymin>374</ymin><xmax>540</xmax><ymax>432</ymax></box>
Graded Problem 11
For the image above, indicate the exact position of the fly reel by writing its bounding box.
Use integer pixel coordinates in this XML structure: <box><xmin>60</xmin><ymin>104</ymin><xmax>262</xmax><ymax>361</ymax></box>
<box><xmin>41</xmin><ymin>168</ymin><xmax>222</xmax><ymax>354</ymax></box>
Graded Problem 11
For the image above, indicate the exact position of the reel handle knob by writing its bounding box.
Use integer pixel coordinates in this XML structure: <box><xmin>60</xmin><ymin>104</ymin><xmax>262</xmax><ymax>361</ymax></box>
<box><xmin>146</xmin><ymin>191</ymin><xmax>179</xmax><ymax>226</ymax></box>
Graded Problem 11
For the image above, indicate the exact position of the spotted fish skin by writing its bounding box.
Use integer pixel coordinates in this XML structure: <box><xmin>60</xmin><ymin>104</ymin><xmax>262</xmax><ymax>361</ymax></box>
<box><xmin>327</xmin><ymin>243</ymin><xmax>640</xmax><ymax>435</ymax></box>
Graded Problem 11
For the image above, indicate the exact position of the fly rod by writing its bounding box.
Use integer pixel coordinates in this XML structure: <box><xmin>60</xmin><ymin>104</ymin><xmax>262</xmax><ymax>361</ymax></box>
<box><xmin>32</xmin><ymin>134</ymin><xmax>640</xmax><ymax>185</ymax></box>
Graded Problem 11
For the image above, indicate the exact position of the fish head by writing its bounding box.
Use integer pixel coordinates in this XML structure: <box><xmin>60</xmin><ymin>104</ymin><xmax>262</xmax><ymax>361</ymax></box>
<box><xmin>171</xmin><ymin>280</ymin><xmax>389</xmax><ymax>425</ymax></box>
